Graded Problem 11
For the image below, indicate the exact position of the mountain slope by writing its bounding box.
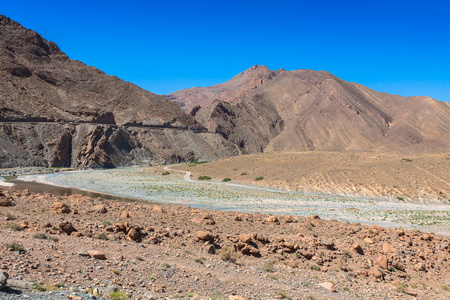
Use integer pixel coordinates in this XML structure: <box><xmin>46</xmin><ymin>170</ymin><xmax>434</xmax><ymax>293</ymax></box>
<box><xmin>0</xmin><ymin>15</ymin><xmax>238</xmax><ymax>167</ymax></box>
<box><xmin>167</xmin><ymin>65</ymin><xmax>450</xmax><ymax>154</ymax></box>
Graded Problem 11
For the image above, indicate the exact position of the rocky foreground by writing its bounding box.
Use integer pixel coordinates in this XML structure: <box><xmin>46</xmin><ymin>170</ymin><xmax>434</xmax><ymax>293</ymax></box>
<box><xmin>0</xmin><ymin>187</ymin><xmax>449</xmax><ymax>300</ymax></box>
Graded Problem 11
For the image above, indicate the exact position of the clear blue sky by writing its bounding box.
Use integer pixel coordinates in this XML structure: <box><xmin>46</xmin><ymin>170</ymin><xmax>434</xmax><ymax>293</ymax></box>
<box><xmin>2</xmin><ymin>1</ymin><xmax>450</xmax><ymax>102</ymax></box>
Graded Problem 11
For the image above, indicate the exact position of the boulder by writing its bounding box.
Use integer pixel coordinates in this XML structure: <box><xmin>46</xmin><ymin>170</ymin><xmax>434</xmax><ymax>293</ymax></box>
<box><xmin>382</xmin><ymin>243</ymin><xmax>397</xmax><ymax>255</ymax></box>
<box><xmin>319</xmin><ymin>282</ymin><xmax>336</xmax><ymax>292</ymax></box>
<box><xmin>94</xmin><ymin>205</ymin><xmax>107</xmax><ymax>213</ymax></box>
<box><xmin>352</xmin><ymin>243</ymin><xmax>363</xmax><ymax>254</ymax></box>
<box><xmin>0</xmin><ymin>271</ymin><xmax>8</xmax><ymax>290</ymax></box>
<box><xmin>196</xmin><ymin>231</ymin><xmax>213</xmax><ymax>241</ymax></box>
<box><xmin>375</xmin><ymin>255</ymin><xmax>388</xmax><ymax>269</ymax></box>
<box><xmin>368</xmin><ymin>267</ymin><xmax>383</xmax><ymax>279</ymax></box>
<box><xmin>51</xmin><ymin>202</ymin><xmax>71</xmax><ymax>213</ymax></box>
<box><xmin>128</xmin><ymin>228</ymin><xmax>140</xmax><ymax>241</ymax></box>
<box><xmin>239</xmin><ymin>234</ymin><xmax>252</xmax><ymax>244</ymax></box>
<box><xmin>192</xmin><ymin>213</ymin><xmax>215</xmax><ymax>225</ymax></box>
<box><xmin>364</xmin><ymin>237</ymin><xmax>374</xmax><ymax>244</ymax></box>
<box><xmin>322</xmin><ymin>239</ymin><xmax>335</xmax><ymax>249</ymax></box>
<box><xmin>263</xmin><ymin>216</ymin><xmax>279</xmax><ymax>224</ymax></box>
<box><xmin>0</xmin><ymin>198</ymin><xmax>13</xmax><ymax>207</ymax></box>
<box><xmin>88</xmin><ymin>250</ymin><xmax>106</xmax><ymax>260</ymax></box>
<box><xmin>152</xmin><ymin>205</ymin><xmax>164</xmax><ymax>213</ymax></box>
<box><xmin>392</xmin><ymin>260</ymin><xmax>405</xmax><ymax>272</ymax></box>
<box><xmin>58</xmin><ymin>221</ymin><xmax>76</xmax><ymax>234</ymax></box>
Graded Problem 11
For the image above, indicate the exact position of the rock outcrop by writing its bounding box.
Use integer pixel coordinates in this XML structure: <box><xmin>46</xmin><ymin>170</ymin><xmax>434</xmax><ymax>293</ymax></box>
<box><xmin>0</xmin><ymin>15</ymin><xmax>238</xmax><ymax>167</ymax></box>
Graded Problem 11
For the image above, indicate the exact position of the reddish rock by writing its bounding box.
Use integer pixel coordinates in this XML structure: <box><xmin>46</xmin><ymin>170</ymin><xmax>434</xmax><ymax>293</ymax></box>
<box><xmin>319</xmin><ymin>282</ymin><xmax>336</xmax><ymax>292</ymax></box>
<box><xmin>152</xmin><ymin>205</ymin><xmax>164</xmax><ymax>213</ymax></box>
<box><xmin>364</xmin><ymin>237</ymin><xmax>374</xmax><ymax>244</ymax></box>
<box><xmin>382</xmin><ymin>243</ymin><xmax>397</xmax><ymax>255</ymax></box>
<box><xmin>51</xmin><ymin>202</ymin><xmax>71</xmax><ymax>213</ymax></box>
<box><xmin>0</xmin><ymin>197</ymin><xmax>14</xmax><ymax>207</ymax></box>
<box><xmin>88</xmin><ymin>250</ymin><xmax>106</xmax><ymax>260</ymax></box>
<box><xmin>94</xmin><ymin>205</ymin><xmax>107</xmax><ymax>213</ymax></box>
<box><xmin>368</xmin><ymin>267</ymin><xmax>383</xmax><ymax>279</ymax></box>
<box><xmin>375</xmin><ymin>255</ymin><xmax>388</xmax><ymax>269</ymax></box>
<box><xmin>196</xmin><ymin>231</ymin><xmax>213</xmax><ymax>241</ymax></box>
<box><xmin>263</xmin><ymin>216</ymin><xmax>279</xmax><ymax>224</ymax></box>
<box><xmin>192</xmin><ymin>213</ymin><xmax>215</xmax><ymax>225</ymax></box>
<box><xmin>239</xmin><ymin>234</ymin><xmax>252</xmax><ymax>244</ymax></box>
<box><xmin>128</xmin><ymin>228</ymin><xmax>140</xmax><ymax>241</ymax></box>
<box><xmin>58</xmin><ymin>221</ymin><xmax>76</xmax><ymax>234</ymax></box>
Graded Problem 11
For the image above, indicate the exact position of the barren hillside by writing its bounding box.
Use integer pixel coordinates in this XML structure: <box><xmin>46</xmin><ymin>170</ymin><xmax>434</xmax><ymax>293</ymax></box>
<box><xmin>167</xmin><ymin>65</ymin><xmax>450</xmax><ymax>154</ymax></box>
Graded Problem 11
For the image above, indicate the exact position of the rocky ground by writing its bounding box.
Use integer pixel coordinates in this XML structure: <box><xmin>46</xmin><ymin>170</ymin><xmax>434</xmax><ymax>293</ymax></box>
<box><xmin>0</xmin><ymin>187</ymin><xmax>449</xmax><ymax>300</ymax></box>
<box><xmin>176</xmin><ymin>152</ymin><xmax>450</xmax><ymax>203</ymax></box>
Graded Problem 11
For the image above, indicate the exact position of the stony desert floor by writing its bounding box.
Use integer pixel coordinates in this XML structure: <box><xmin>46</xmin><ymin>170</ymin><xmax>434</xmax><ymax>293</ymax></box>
<box><xmin>0</xmin><ymin>187</ymin><xmax>450</xmax><ymax>299</ymax></box>
<box><xmin>175</xmin><ymin>152</ymin><xmax>450</xmax><ymax>203</ymax></box>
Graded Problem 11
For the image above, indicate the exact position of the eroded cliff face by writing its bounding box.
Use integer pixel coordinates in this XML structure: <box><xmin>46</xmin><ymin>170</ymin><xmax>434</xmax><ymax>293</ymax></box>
<box><xmin>0</xmin><ymin>15</ymin><xmax>238</xmax><ymax>167</ymax></box>
<box><xmin>0</xmin><ymin>123</ymin><xmax>238</xmax><ymax>168</ymax></box>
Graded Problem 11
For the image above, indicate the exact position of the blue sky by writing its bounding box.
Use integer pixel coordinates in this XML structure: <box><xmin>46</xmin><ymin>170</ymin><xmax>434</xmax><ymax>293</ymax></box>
<box><xmin>2</xmin><ymin>1</ymin><xmax>450</xmax><ymax>102</ymax></box>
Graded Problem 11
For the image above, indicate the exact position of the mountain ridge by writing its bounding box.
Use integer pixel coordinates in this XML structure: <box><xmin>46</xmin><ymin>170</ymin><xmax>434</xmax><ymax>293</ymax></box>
<box><xmin>166</xmin><ymin>65</ymin><xmax>450</xmax><ymax>154</ymax></box>
<box><xmin>0</xmin><ymin>14</ymin><xmax>238</xmax><ymax>168</ymax></box>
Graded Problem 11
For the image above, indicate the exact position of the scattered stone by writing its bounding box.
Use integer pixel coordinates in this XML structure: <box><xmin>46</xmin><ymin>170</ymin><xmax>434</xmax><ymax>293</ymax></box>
<box><xmin>196</xmin><ymin>231</ymin><xmax>213</xmax><ymax>241</ymax></box>
<box><xmin>263</xmin><ymin>216</ymin><xmax>279</xmax><ymax>224</ymax></box>
<box><xmin>128</xmin><ymin>228</ymin><xmax>140</xmax><ymax>240</ymax></box>
<box><xmin>94</xmin><ymin>204</ymin><xmax>107</xmax><ymax>213</ymax></box>
<box><xmin>88</xmin><ymin>250</ymin><xmax>106</xmax><ymax>260</ymax></box>
<box><xmin>192</xmin><ymin>213</ymin><xmax>215</xmax><ymax>225</ymax></box>
<box><xmin>392</xmin><ymin>260</ymin><xmax>405</xmax><ymax>272</ymax></box>
<box><xmin>0</xmin><ymin>198</ymin><xmax>13</xmax><ymax>207</ymax></box>
<box><xmin>375</xmin><ymin>255</ymin><xmax>388</xmax><ymax>269</ymax></box>
<box><xmin>239</xmin><ymin>234</ymin><xmax>252</xmax><ymax>244</ymax></box>
<box><xmin>229</xmin><ymin>296</ymin><xmax>246</xmax><ymax>300</ymax></box>
<box><xmin>352</xmin><ymin>243</ymin><xmax>363</xmax><ymax>254</ymax></box>
<box><xmin>120</xmin><ymin>211</ymin><xmax>130</xmax><ymax>218</ymax></box>
<box><xmin>364</xmin><ymin>237</ymin><xmax>374</xmax><ymax>244</ymax></box>
<box><xmin>153</xmin><ymin>205</ymin><xmax>164</xmax><ymax>213</ymax></box>
<box><xmin>58</xmin><ymin>221</ymin><xmax>76</xmax><ymax>234</ymax></box>
<box><xmin>368</xmin><ymin>267</ymin><xmax>383</xmax><ymax>279</ymax></box>
<box><xmin>382</xmin><ymin>243</ymin><xmax>397</xmax><ymax>255</ymax></box>
<box><xmin>319</xmin><ymin>282</ymin><xmax>336</xmax><ymax>292</ymax></box>
<box><xmin>322</xmin><ymin>239</ymin><xmax>335</xmax><ymax>249</ymax></box>
<box><xmin>0</xmin><ymin>271</ymin><xmax>8</xmax><ymax>290</ymax></box>
<box><xmin>51</xmin><ymin>202</ymin><xmax>71</xmax><ymax>213</ymax></box>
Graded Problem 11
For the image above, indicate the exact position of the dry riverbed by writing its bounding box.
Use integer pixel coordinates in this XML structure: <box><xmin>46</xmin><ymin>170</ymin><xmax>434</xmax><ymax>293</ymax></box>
<box><xmin>13</xmin><ymin>165</ymin><xmax>450</xmax><ymax>236</ymax></box>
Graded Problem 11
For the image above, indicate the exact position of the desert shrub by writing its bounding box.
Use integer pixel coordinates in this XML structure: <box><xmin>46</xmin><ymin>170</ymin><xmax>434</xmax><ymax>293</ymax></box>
<box><xmin>6</xmin><ymin>223</ymin><xmax>24</xmax><ymax>231</ymax></box>
<box><xmin>112</xmin><ymin>269</ymin><xmax>121</xmax><ymax>275</ymax></box>
<box><xmin>255</xmin><ymin>176</ymin><xmax>264</xmax><ymax>181</ymax></box>
<box><xmin>240</xmin><ymin>172</ymin><xmax>247</xmax><ymax>175</ymax></box>
<box><xmin>33</xmin><ymin>233</ymin><xmax>48</xmax><ymax>239</ymax></box>
<box><xmin>198</xmin><ymin>175</ymin><xmax>211</xmax><ymax>180</ymax></box>
<box><xmin>219</xmin><ymin>247</ymin><xmax>237</xmax><ymax>263</ymax></box>
<box><xmin>33</xmin><ymin>284</ymin><xmax>46</xmax><ymax>292</ymax></box>
<box><xmin>264</xmin><ymin>261</ymin><xmax>274</xmax><ymax>272</ymax></box>
<box><xmin>93</xmin><ymin>233</ymin><xmax>108</xmax><ymax>240</ymax></box>
<box><xmin>159</xmin><ymin>263</ymin><xmax>171</xmax><ymax>269</ymax></box>
<box><xmin>5</xmin><ymin>212</ymin><xmax>16</xmax><ymax>220</ymax></box>
<box><xmin>4</xmin><ymin>241</ymin><xmax>24</xmax><ymax>251</ymax></box>
<box><xmin>222</xmin><ymin>178</ymin><xmax>231</xmax><ymax>182</ymax></box>
<box><xmin>161</xmin><ymin>171</ymin><xmax>170</xmax><ymax>175</ymax></box>
<box><xmin>396</xmin><ymin>196</ymin><xmax>404</xmax><ymax>201</ymax></box>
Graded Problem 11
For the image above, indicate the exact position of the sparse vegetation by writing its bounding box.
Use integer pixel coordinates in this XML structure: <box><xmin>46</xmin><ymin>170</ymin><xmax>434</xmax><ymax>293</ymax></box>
<box><xmin>264</xmin><ymin>261</ymin><xmax>274</xmax><ymax>272</ymax></box>
<box><xmin>397</xmin><ymin>196</ymin><xmax>404</xmax><ymax>201</ymax></box>
<box><xmin>33</xmin><ymin>284</ymin><xmax>46</xmax><ymax>292</ymax></box>
<box><xmin>109</xmin><ymin>291</ymin><xmax>129</xmax><ymax>300</ymax></box>
<box><xmin>219</xmin><ymin>247</ymin><xmax>237</xmax><ymax>263</ymax></box>
<box><xmin>93</xmin><ymin>233</ymin><xmax>108</xmax><ymax>240</ymax></box>
<box><xmin>6</xmin><ymin>223</ymin><xmax>24</xmax><ymax>231</ymax></box>
<box><xmin>5</xmin><ymin>212</ymin><xmax>16</xmax><ymax>220</ymax></box>
<box><xmin>162</xmin><ymin>171</ymin><xmax>170</xmax><ymax>175</ymax></box>
<box><xmin>255</xmin><ymin>176</ymin><xmax>264</xmax><ymax>181</ymax></box>
<box><xmin>222</xmin><ymin>177</ymin><xmax>231</xmax><ymax>182</ymax></box>
<box><xmin>112</xmin><ymin>269</ymin><xmax>121</xmax><ymax>275</ymax></box>
<box><xmin>240</xmin><ymin>172</ymin><xmax>247</xmax><ymax>175</ymax></box>
<box><xmin>194</xmin><ymin>257</ymin><xmax>206</xmax><ymax>264</ymax></box>
<box><xmin>4</xmin><ymin>241</ymin><xmax>24</xmax><ymax>251</ymax></box>
<box><xmin>198</xmin><ymin>175</ymin><xmax>211</xmax><ymax>180</ymax></box>
<box><xmin>160</xmin><ymin>263</ymin><xmax>171</xmax><ymax>269</ymax></box>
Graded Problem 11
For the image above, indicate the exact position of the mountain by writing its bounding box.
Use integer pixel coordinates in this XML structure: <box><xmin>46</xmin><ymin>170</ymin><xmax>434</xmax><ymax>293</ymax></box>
<box><xmin>166</xmin><ymin>65</ymin><xmax>450</xmax><ymax>154</ymax></box>
<box><xmin>0</xmin><ymin>15</ymin><xmax>238</xmax><ymax>168</ymax></box>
